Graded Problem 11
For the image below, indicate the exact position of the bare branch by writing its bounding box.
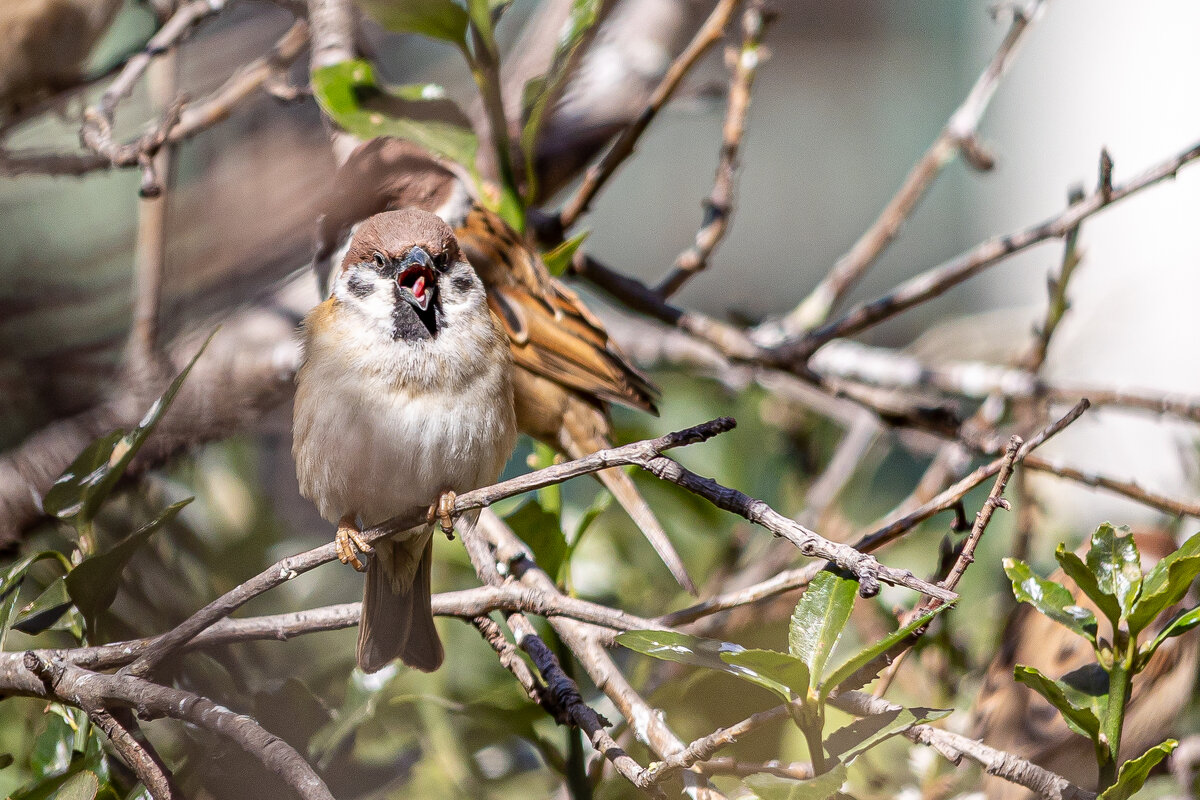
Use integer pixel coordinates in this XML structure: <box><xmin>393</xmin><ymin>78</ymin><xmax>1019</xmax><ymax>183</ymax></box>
<box><xmin>655</xmin><ymin>1</ymin><xmax>772</xmax><ymax>297</ymax></box>
<box><xmin>555</xmin><ymin>0</ymin><xmax>744</xmax><ymax>230</ymax></box>
<box><xmin>774</xmin><ymin>138</ymin><xmax>1200</xmax><ymax>364</ymax></box>
<box><xmin>20</xmin><ymin>652</ymin><xmax>333</xmax><ymax>800</ymax></box>
<box><xmin>774</xmin><ymin>0</ymin><xmax>1048</xmax><ymax>336</ymax></box>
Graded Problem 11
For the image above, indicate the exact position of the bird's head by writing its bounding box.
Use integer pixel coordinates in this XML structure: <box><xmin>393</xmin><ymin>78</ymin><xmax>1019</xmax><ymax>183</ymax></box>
<box><xmin>333</xmin><ymin>208</ymin><xmax>485</xmax><ymax>341</ymax></box>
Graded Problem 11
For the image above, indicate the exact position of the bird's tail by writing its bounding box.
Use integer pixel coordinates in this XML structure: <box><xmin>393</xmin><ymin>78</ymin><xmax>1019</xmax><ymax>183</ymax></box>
<box><xmin>357</xmin><ymin>531</ymin><xmax>443</xmax><ymax>673</ymax></box>
<box><xmin>560</xmin><ymin>411</ymin><xmax>696</xmax><ymax>596</ymax></box>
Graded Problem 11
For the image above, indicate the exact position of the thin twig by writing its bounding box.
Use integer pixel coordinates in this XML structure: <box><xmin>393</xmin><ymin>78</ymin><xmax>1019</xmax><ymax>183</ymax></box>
<box><xmin>555</xmin><ymin>0</ymin><xmax>744</xmax><ymax>230</ymax></box>
<box><xmin>1024</xmin><ymin>456</ymin><xmax>1200</xmax><ymax>518</ymax></box>
<box><xmin>655</xmin><ymin>1</ymin><xmax>771</xmax><ymax>297</ymax></box>
<box><xmin>772</xmin><ymin>138</ymin><xmax>1200</xmax><ymax>365</ymax></box>
<box><xmin>85</xmin><ymin>709</ymin><xmax>180</xmax><ymax>800</ymax></box>
<box><xmin>774</xmin><ymin>0</ymin><xmax>1048</xmax><ymax>336</ymax></box>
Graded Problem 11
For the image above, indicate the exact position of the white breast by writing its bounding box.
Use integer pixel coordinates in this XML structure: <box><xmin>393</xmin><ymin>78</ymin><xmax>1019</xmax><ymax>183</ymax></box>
<box><xmin>293</xmin><ymin>301</ymin><xmax>517</xmax><ymax>527</ymax></box>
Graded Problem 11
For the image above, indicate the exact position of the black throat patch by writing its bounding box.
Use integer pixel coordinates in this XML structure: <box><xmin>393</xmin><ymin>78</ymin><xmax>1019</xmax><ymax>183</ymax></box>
<box><xmin>391</xmin><ymin>283</ymin><xmax>441</xmax><ymax>340</ymax></box>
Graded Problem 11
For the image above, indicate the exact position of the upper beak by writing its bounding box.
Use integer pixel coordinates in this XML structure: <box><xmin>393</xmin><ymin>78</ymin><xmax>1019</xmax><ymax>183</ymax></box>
<box><xmin>397</xmin><ymin>246</ymin><xmax>436</xmax><ymax>312</ymax></box>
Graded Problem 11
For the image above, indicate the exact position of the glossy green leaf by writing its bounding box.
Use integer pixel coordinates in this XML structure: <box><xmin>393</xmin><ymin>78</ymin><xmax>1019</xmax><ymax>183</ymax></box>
<box><xmin>1056</xmin><ymin>545</ymin><xmax>1121</xmax><ymax>626</ymax></box>
<box><xmin>1129</xmin><ymin>530</ymin><xmax>1200</xmax><ymax>635</ymax></box>
<box><xmin>1097</xmin><ymin>739</ymin><xmax>1177</xmax><ymax>800</ymax></box>
<box><xmin>29</xmin><ymin>713</ymin><xmax>73</xmax><ymax>780</ymax></box>
<box><xmin>1014</xmin><ymin>665</ymin><xmax>1101</xmax><ymax>741</ymax></box>
<box><xmin>789</xmin><ymin>569</ymin><xmax>857</xmax><ymax>684</ymax></box>
<box><xmin>542</xmin><ymin>231</ymin><xmax>589</xmax><ymax>277</ymax></box>
<box><xmin>313</xmin><ymin>61</ymin><xmax>478</xmax><ymax>171</ymax></box>
<box><xmin>65</xmin><ymin>498</ymin><xmax>192</xmax><ymax>630</ymax></box>
<box><xmin>48</xmin><ymin>771</ymin><xmax>99</xmax><ymax>800</ymax></box>
<box><xmin>1139</xmin><ymin>605</ymin><xmax>1200</xmax><ymax>666</ymax></box>
<box><xmin>12</xmin><ymin>577</ymin><xmax>73</xmax><ymax>635</ymax></box>
<box><xmin>720</xmin><ymin>648</ymin><xmax>811</xmax><ymax>703</ymax></box>
<box><xmin>824</xmin><ymin>706</ymin><xmax>951</xmax><ymax>764</ymax></box>
<box><xmin>1086</xmin><ymin>524</ymin><xmax>1142</xmax><ymax>619</ymax></box>
<box><xmin>505</xmin><ymin>499</ymin><xmax>567</xmax><ymax>581</ymax></box>
<box><xmin>821</xmin><ymin>603</ymin><xmax>953</xmax><ymax>697</ymax></box>
<box><xmin>1004</xmin><ymin>558</ymin><xmax>1098</xmax><ymax>644</ymax></box>
<box><xmin>618</xmin><ymin>630</ymin><xmax>800</xmax><ymax>696</ymax></box>
<box><xmin>1</xmin><ymin>550</ymin><xmax>72</xmax><ymax>647</ymax></box>
<box><xmin>354</xmin><ymin>0</ymin><xmax>469</xmax><ymax>44</ymax></box>
<box><xmin>745</xmin><ymin>763</ymin><xmax>847</xmax><ymax>800</ymax></box>
<box><xmin>42</xmin><ymin>334</ymin><xmax>211</xmax><ymax>525</ymax></box>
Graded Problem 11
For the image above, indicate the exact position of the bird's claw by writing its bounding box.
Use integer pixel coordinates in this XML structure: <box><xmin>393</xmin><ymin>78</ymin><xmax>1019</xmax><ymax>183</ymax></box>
<box><xmin>336</xmin><ymin>516</ymin><xmax>372</xmax><ymax>572</ymax></box>
<box><xmin>427</xmin><ymin>491</ymin><xmax>457</xmax><ymax>539</ymax></box>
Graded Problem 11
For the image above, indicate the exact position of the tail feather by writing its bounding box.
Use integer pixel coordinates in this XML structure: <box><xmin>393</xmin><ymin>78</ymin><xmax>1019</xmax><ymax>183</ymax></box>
<box><xmin>357</xmin><ymin>534</ymin><xmax>444</xmax><ymax>673</ymax></box>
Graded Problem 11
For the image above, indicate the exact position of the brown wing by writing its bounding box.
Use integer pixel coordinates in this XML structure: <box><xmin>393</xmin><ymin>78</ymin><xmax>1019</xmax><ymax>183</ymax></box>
<box><xmin>455</xmin><ymin>205</ymin><xmax>658</xmax><ymax>414</ymax></box>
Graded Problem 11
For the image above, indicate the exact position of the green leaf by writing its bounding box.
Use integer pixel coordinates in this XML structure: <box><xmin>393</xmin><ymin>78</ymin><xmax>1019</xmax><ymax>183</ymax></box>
<box><xmin>821</xmin><ymin>602</ymin><xmax>953</xmax><ymax>697</ymax></box>
<box><xmin>1129</xmin><ymin>530</ymin><xmax>1200</xmax><ymax>635</ymax></box>
<box><xmin>504</xmin><ymin>499</ymin><xmax>567</xmax><ymax>581</ymax></box>
<box><xmin>824</xmin><ymin>706</ymin><xmax>951</xmax><ymax>764</ymax></box>
<box><xmin>541</xmin><ymin>231</ymin><xmax>589</xmax><ymax>277</ymax></box>
<box><xmin>65</xmin><ymin>499</ymin><xmax>192</xmax><ymax>630</ymax></box>
<box><xmin>1013</xmin><ymin>665</ymin><xmax>1101</xmax><ymax>741</ymax></box>
<box><xmin>30</xmin><ymin>713</ymin><xmax>73</xmax><ymax>780</ymax></box>
<box><xmin>789</xmin><ymin>569</ymin><xmax>857</xmax><ymax>685</ymax></box>
<box><xmin>1056</xmin><ymin>545</ymin><xmax>1121</xmax><ymax>626</ymax></box>
<box><xmin>720</xmin><ymin>649</ymin><xmax>811</xmax><ymax>703</ymax></box>
<box><xmin>519</xmin><ymin>0</ymin><xmax>604</xmax><ymax>197</ymax></box>
<box><xmin>48</xmin><ymin>771</ymin><xmax>99</xmax><ymax>800</ymax></box>
<box><xmin>745</xmin><ymin>763</ymin><xmax>848</xmax><ymax>800</ymax></box>
<box><xmin>1086</xmin><ymin>524</ymin><xmax>1142</xmax><ymax>620</ymax></box>
<box><xmin>12</xmin><ymin>577</ymin><xmax>73</xmax><ymax>635</ymax></box>
<box><xmin>354</xmin><ymin>0</ymin><xmax>469</xmax><ymax>44</ymax></box>
<box><xmin>42</xmin><ymin>334</ymin><xmax>211</xmax><ymax>525</ymax></box>
<box><xmin>312</xmin><ymin>61</ymin><xmax>479</xmax><ymax>170</ymax></box>
<box><xmin>1</xmin><ymin>550</ymin><xmax>72</xmax><ymax>647</ymax></box>
<box><xmin>1139</xmin><ymin>605</ymin><xmax>1200</xmax><ymax>666</ymax></box>
<box><xmin>618</xmin><ymin>630</ymin><xmax>799</xmax><ymax>698</ymax></box>
<box><xmin>1097</xmin><ymin>739</ymin><xmax>1177</xmax><ymax>800</ymax></box>
<box><xmin>563</xmin><ymin>487</ymin><xmax>612</xmax><ymax>565</ymax></box>
<box><xmin>1004</xmin><ymin>557</ymin><xmax>1098</xmax><ymax>644</ymax></box>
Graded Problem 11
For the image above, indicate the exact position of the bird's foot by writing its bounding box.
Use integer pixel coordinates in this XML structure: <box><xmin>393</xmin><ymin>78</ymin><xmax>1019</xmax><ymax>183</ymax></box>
<box><xmin>427</xmin><ymin>491</ymin><xmax>457</xmax><ymax>540</ymax></box>
<box><xmin>335</xmin><ymin>514</ymin><xmax>373</xmax><ymax>571</ymax></box>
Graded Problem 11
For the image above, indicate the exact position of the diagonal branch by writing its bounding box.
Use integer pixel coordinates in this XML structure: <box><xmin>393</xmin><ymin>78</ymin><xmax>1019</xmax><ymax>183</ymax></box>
<box><xmin>555</xmin><ymin>0</ymin><xmax>744</xmax><ymax>230</ymax></box>
<box><xmin>774</xmin><ymin>0</ymin><xmax>1049</xmax><ymax>336</ymax></box>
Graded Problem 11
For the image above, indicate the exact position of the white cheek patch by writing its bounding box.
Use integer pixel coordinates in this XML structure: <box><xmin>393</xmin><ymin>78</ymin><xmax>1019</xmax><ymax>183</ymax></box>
<box><xmin>334</xmin><ymin>267</ymin><xmax>397</xmax><ymax>333</ymax></box>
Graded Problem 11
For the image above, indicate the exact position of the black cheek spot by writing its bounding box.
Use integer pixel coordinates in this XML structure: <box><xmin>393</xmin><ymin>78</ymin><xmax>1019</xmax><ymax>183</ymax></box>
<box><xmin>452</xmin><ymin>274</ymin><xmax>475</xmax><ymax>294</ymax></box>
<box><xmin>347</xmin><ymin>272</ymin><xmax>373</xmax><ymax>299</ymax></box>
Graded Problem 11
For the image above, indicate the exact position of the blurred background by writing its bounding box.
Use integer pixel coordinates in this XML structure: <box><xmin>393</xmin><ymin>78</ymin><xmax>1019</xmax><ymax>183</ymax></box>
<box><xmin>2</xmin><ymin>0</ymin><xmax>1199</xmax><ymax>798</ymax></box>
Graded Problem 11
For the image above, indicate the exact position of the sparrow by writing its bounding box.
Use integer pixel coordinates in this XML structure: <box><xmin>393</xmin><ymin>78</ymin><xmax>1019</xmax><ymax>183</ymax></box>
<box><xmin>314</xmin><ymin>137</ymin><xmax>696</xmax><ymax>594</ymax></box>
<box><xmin>293</xmin><ymin>208</ymin><xmax>518</xmax><ymax>673</ymax></box>
<box><xmin>972</xmin><ymin>529</ymin><xmax>1199</xmax><ymax>800</ymax></box>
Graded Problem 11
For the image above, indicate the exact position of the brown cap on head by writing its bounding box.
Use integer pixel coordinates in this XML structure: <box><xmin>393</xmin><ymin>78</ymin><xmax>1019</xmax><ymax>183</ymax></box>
<box><xmin>341</xmin><ymin>208</ymin><xmax>462</xmax><ymax>272</ymax></box>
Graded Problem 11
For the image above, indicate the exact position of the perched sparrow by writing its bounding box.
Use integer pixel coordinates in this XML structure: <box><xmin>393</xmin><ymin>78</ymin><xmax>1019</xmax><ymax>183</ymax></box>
<box><xmin>315</xmin><ymin>137</ymin><xmax>696</xmax><ymax>594</ymax></box>
<box><xmin>293</xmin><ymin>209</ymin><xmax>518</xmax><ymax>673</ymax></box>
<box><xmin>973</xmin><ymin>529</ymin><xmax>1199</xmax><ymax>799</ymax></box>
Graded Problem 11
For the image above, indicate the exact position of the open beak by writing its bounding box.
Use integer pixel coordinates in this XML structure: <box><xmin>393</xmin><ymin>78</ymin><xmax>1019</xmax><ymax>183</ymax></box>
<box><xmin>396</xmin><ymin>246</ymin><xmax>436</xmax><ymax>312</ymax></box>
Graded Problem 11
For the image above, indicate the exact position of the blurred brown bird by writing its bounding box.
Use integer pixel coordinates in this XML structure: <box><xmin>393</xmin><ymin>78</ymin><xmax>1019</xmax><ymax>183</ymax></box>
<box><xmin>0</xmin><ymin>0</ymin><xmax>122</xmax><ymax>117</ymax></box>
<box><xmin>973</xmin><ymin>528</ymin><xmax>1198</xmax><ymax>800</ymax></box>
<box><xmin>316</xmin><ymin>137</ymin><xmax>696</xmax><ymax>595</ymax></box>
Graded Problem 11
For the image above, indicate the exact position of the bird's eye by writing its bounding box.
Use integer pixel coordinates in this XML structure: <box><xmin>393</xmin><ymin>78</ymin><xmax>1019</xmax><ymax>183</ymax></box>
<box><xmin>372</xmin><ymin>252</ymin><xmax>387</xmax><ymax>269</ymax></box>
<box><xmin>435</xmin><ymin>253</ymin><xmax>450</xmax><ymax>272</ymax></box>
